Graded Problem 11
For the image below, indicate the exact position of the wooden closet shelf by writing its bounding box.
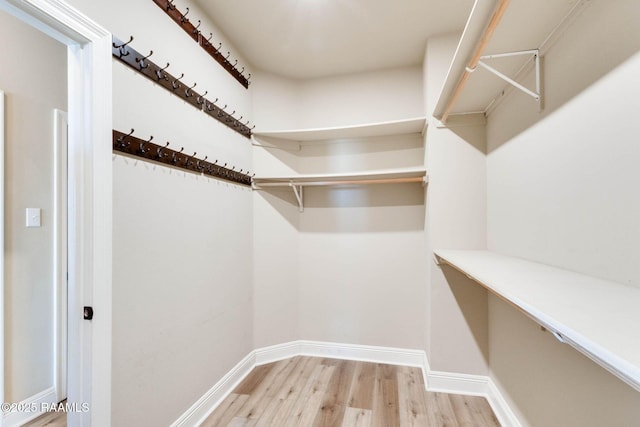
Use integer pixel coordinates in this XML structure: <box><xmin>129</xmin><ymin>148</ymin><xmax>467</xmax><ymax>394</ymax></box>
<box><xmin>253</xmin><ymin>117</ymin><xmax>427</xmax><ymax>142</ymax></box>
<box><xmin>434</xmin><ymin>249</ymin><xmax>640</xmax><ymax>392</ymax></box>
<box><xmin>253</xmin><ymin>167</ymin><xmax>428</xmax><ymax>212</ymax></box>
<box><xmin>433</xmin><ymin>0</ymin><xmax>590</xmax><ymax>122</ymax></box>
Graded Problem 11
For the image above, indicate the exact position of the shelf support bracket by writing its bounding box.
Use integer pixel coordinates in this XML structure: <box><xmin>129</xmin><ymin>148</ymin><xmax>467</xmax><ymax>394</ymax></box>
<box><xmin>468</xmin><ymin>49</ymin><xmax>542</xmax><ymax>110</ymax></box>
<box><xmin>290</xmin><ymin>182</ymin><xmax>303</xmax><ymax>212</ymax></box>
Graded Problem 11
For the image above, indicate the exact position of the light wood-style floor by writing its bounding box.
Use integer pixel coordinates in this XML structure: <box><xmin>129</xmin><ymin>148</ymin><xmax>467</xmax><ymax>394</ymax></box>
<box><xmin>22</xmin><ymin>411</ymin><xmax>66</xmax><ymax>427</ymax></box>
<box><xmin>202</xmin><ymin>356</ymin><xmax>500</xmax><ymax>427</ymax></box>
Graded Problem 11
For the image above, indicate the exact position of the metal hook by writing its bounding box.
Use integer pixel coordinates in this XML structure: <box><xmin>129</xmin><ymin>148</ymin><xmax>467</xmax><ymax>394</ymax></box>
<box><xmin>196</xmin><ymin>91</ymin><xmax>208</xmax><ymax>105</ymax></box>
<box><xmin>117</xmin><ymin>128</ymin><xmax>134</xmax><ymax>147</ymax></box>
<box><xmin>172</xmin><ymin>147</ymin><xmax>184</xmax><ymax>163</ymax></box>
<box><xmin>140</xmin><ymin>135</ymin><xmax>153</xmax><ymax>153</ymax></box>
<box><xmin>157</xmin><ymin>142</ymin><xmax>170</xmax><ymax>158</ymax></box>
<box><xmin>187</xmin><ymin>152</ymin><xmax>197</xmax><ymax>167</ymax></box>
<box><xmin>113</xmin><ymin>36</ymin><xmax>134</xmax><ymax>57</ymax></box>
<box><xmin>185</xmin><ymin>82</ymin><xmax>197</xmax><ymax>97</ymax></box>
<box><xmin>181</xmin><ymin>7</ymin><xmax>190</xmax><ymax>23</ymax></box>
<box><xmin>156</xmin><ymin>63</ymin><xmax>170</xmax><ymax>81</ymax></box>
<box><xmin>193</xmin><ymin>20</ymin><xmax>201</xmax><ymax>34</ymax></box>
<box><xmin>206</xmin><ymin>33</ymin><xmax>213</xmax><ymax>43</ymax></box>
<box><xmin>136</xmin><ymin>50</ymin><xmax>153</xmax><ymax>69</ymax></box>
<box><xmin>197</xmin><ymin>156</ymin><xmax>208</xmax><ymax>170</ymax></box>
<box><xmin>233</xmin><ymin>59</ymin><xmax>238</xmax><ymax>67</ymax></box>
<box><xmin>166</xmin><ymin>0</ymin><xmax>175</xmax><ymax>10</ymax></box>
<box><xmin>172</xmin><ymin>73</ymin><xmax>184</xmax><ymax>90</ymax></box>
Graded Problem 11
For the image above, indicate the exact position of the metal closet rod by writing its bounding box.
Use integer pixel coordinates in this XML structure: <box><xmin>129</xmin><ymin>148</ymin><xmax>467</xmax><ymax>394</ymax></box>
<box><xmin>441</xmin><ymin>0</ymin><xmax>511</xmax><ymax>123</ymax></box>
<box><xmin>253</xmin><ymin>177</ymin><xmax>425</xmax><ymax>188</ymax></box>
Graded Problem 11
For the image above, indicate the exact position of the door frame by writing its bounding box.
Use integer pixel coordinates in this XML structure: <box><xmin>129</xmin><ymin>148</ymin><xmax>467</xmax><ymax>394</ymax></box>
<box><xmin>0</xmin><ymin>1</ymin><xmax>112</xmax><ymax>426</ymax></box>
<box><xmin>53</xmin><ymin>108</ymin><xmax>68</xmax><ymax>403</ymax></box>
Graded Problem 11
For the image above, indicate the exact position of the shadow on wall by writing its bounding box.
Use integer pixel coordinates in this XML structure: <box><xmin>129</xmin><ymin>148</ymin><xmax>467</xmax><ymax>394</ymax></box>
<box><xmin>443</xmin><ymin>115</ymin><xmax>488</xmax><ymax>156</ymax></box>
<box><xmin>440</xmin><ymin>264</ymin><xmax>490</xmax><ymax>368</ymax></box>
<box><xmin>256</xmin><ymin>183</ymin><xmax>425</xmax><ymax>233</ymax></box>
<box><xmin>489</xmin><ymin>296</ymin><xmax>640</xmax><ymax>427</ymax></box>
<box><xmin>487</xmin><ymin>0</ymin><xmax>640</xmax><ymax>152</ymax></box>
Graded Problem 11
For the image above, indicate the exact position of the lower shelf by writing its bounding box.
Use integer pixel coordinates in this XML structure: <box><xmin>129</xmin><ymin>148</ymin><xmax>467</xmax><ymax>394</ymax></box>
<box><xmin>252</xmin><ymin>167</ymin><xmax>428</xmax><ymax>212</ymax></box>
<box><xmin>434</xmin><ymin>249</ymin><xmax>640</xmax><ymax>392</ymax></box>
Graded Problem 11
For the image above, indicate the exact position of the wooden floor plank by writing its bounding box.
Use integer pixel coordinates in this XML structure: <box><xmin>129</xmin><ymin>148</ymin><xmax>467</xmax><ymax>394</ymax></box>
<box><xmin>464</xmin><ymin>395</ymin><xmax>501</xmax><ymax>427</ymax></box>
<box><xmin>285</xmin><ymin>364</ymin><xmax>336</xmax><ymax>427</ymax></box>
<box><xmin>341</xmin><ymin>407</ymin><xmax>372</xmax><ymax>427</ymax></box>
<box><xmin>235</xmin><ymin>363</ymin><xmax>276</xmax><ymax>395</ymax></box>
<box><xmin>201</xmin><ymin>393</ymin><xmax>250</xmax><ymax>427</ymax></box>
<box><xmin>313</xmin><ymin>359</ymin><xmax>357</xmax><ymax>427</ymax></box>
<box><xmin>428</xmin><ymin>392</ymin><xmax>460</xmax><ymax>427</ymax></box>
<box><xmin>449</xmin><ymin>394</ymin><xmax>476</xmax><ymax>427</ymax></box>
<box><xmin>22</xmin><ymin>411</ymin><xmax>66</xmax><ymax>427</ymax></box>
<box><xmin>203</xmin><ymin>357</ymin><xmax>500</xmax><ymax>427</ymax></box>
<box><xmin>234</xmin><ymin>357</ymin><xmax>302</xmax><ymax>420</ymax></box>
<box><xmin>397</xmin><ymin>366</ymin><xmax>429</xmax><ymax>427</ymax></box>
<box><xmin>371</xmin><ymin>364</ymin><xmax>400</xmax><ymax>427</ymax></box>
<box><xmin>260</xmin><ymin>357</ymin><xmax>323</xmax><ymax>426</ymax></box>
<box><xmin>347</xmin><ymin>361</ymin><xmax>377</xmax><ymax>410</ymax></box>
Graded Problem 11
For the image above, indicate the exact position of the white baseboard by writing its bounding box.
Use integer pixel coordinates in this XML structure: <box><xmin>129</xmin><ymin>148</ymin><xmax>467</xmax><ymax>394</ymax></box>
<box><xmin>426</xmin><ymin>369</ymin><xmax>489</xmax><ymax>396</ymax></box>
<box><xmin>171</xmin><ymin>353</ymin><xmax>256</xmax><ymax>427</ymax></box>
<box><xmin>3</xmin><ymin>386</ymin><xmax>57</xmax><ymax>427</ymax></box>
<box><xmin>254</xmin><ymin>340</ymin><xmax>426</xmax><ymax>368</ymax></box>
<box><xmin>487</xmin><ymin>379</ymin><xmax>522</xmax><ymax>427</ymax></box>
<box><xmin>173</xmin><ymin>340</ymin><xmax>521</xmax><ymax>427</ymax></box>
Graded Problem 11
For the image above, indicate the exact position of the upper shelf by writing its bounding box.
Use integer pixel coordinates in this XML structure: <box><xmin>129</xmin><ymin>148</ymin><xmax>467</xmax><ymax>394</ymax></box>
<box><xmin>433</xmin><ymin>0</ymin><xmax>588</xmax><ymax>121</ymax></box>
<box><xmin>434</xmin><ymin>249</ymin><xmax>640</xmax><ymax>392</ymax></box>
<box><xmin>253</xmin><ymin>117</ymin><xmax>427</xmax><ymax>142</ymax></box>
<box><xmin>253</xmin><ymin>166</ymin><xmax>427</xmax><ymax>187</ymax></box>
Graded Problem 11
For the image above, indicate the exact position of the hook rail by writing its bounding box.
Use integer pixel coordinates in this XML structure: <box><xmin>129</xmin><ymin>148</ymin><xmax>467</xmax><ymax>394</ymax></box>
<box><xmin>112</xmin><ymin>129</ymin><xmax>252</xmax><ymax>186</ymax></box>
<box><xmin>112</xmin><ymin>35</ymin><xmax>252</xmax><ymax>139</ymax></box>
<box><xmin>151</xmin><ymin>0</ymin><xmax>250</xmax><ymax>89</ymax></box>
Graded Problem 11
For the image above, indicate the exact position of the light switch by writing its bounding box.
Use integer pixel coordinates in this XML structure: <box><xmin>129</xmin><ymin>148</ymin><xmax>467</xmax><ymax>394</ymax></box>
<box><xmin>26</xmin><ymin>208</ymin><xmax>41</xmax><ymax>227</ymax></box>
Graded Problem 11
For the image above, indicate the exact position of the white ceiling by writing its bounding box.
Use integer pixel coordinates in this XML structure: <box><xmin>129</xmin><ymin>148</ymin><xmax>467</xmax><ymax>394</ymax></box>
<box><xmin>193</xmin><ymin>0</ymin><xmax>475</xmax><ymax>79</ymax></box>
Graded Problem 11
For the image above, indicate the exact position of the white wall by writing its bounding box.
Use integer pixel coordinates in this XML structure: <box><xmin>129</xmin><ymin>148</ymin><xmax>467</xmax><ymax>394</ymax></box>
<box><xmin>252</xmin><ymin>65</ymin><xmax>429</xmax><ymax>351</ymax></box>
<box><xmin>64</xmin><ymin>0</ymin><xmax>255</xmax><ymax>425</ymax></box>
<box><xmin>297</xmin><ymin>136</ymin><xmax>427</xmax><ymax>349</ymax></box>
<box><xmin>0</xmin><ymin>9</ymin><xmax>66</xmax><ymax>405</ymax></box>
<box><xmin>486</xmin><ymin>0</ymin><xmax>640</xmax><ymax>424</ymax></box>
<box><xmin>297</xmin><ymin>66</ymin><xmax>424</xmax><ymax>129</ymax></box>
<box><xmin>424</xmin><ymin>34</ymin><xmax>489</xmax><ymax>375</ymax></box>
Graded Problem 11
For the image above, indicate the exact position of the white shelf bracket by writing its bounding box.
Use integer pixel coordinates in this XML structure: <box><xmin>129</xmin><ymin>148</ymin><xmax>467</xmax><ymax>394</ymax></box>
<box><xmin>290</xmin><ymin>182</ymin><xmax>304</xmax><ymax>212</ymax></box>
<box><xmin>469</xmin><ymin>49</ymin><xmax>542</xmax><ymax>110</ymax></box>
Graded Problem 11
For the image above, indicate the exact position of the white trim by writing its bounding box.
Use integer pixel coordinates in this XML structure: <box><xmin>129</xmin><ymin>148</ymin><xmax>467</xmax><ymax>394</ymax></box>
<box><xmin>426</xmin><ymin>369</ymin><xmax>489</xmax><ymax>396</ymax></box>
<box><xmin>0</xmin><ymin>1</ymin><xmax>113</xmax><ymax>426</ymax></box>
<box><xmin>171</xmin><ymin>353</ymin><xmax>256</xmax><ymax>427</ymax></box>
<box><xmin>0</xmin><ymin>90</ymin><xmax>5</xmax><ymax>427</ymax></box>
<box><xmin>53</xmin><ymin>109</ymin><xmax>68</xmax><ymax>403</ymax></box>
<box><xmin>255</xmin><ymin>340</ymin><xmax>428</xmax><ymax>367</ymax></box>
<box><xmin>3</xmin><ymin>387</ymin><xmax>57</xmax><ymax>427</ymax></box>
<box><xmin>487</xmin><ymin>379</ymin><xmax>523</xmax><ymax>427</ymax></box>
